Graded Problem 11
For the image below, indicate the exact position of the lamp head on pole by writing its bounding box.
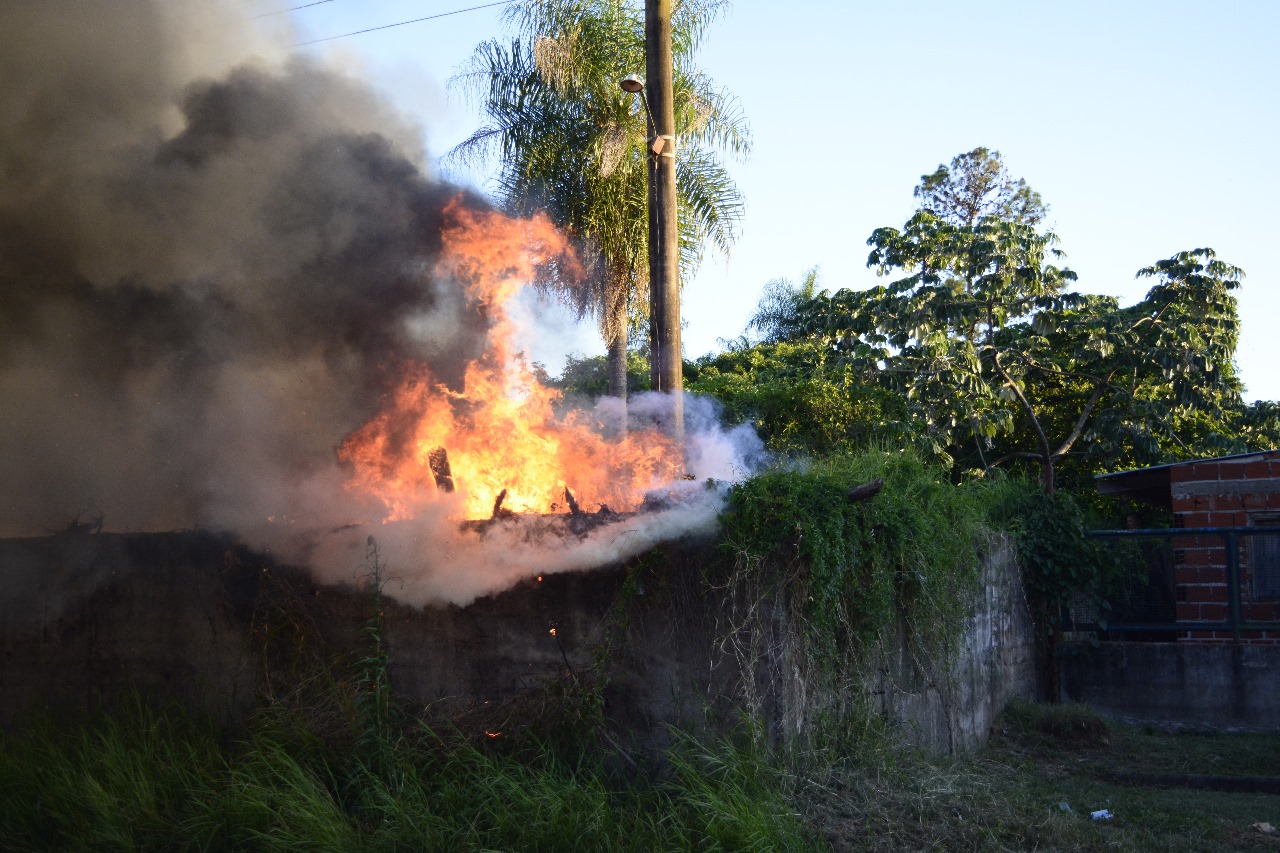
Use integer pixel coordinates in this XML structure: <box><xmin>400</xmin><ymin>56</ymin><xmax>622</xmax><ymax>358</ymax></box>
<box><xmin>619</xmin><ymin>74</ymin><xmax>645</xmax><ymax>94</ymax></box>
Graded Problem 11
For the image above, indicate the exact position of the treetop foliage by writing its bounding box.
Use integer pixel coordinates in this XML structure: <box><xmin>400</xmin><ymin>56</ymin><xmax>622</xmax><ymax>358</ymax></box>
<box><xmin>450</xmin><ymin>0</ymin><xmax>750</xmax><ymax>299</ymax></box>
<box><xmin>914</xmin><ymin>147</ymin><xmax>1047</xmax><ymax>227</ymax></box>
<box><xmin>806</xmin><ymin>222</ymin><xmax>1247</xmax><ymax>491</ymax></box>
<box><xmin>746</xmin><ymin>266</ymin><xmax>821</xmax><ymax>344</ymax></box>
<box><xmin>687</xmin><ymin>338</ymin><xmax>912</xmax><ymax>456</ymax></box>
<box><xmin>691</xmin><ymin>148</ymin><xmax>1273</xmax><ymax>494</ymax></box>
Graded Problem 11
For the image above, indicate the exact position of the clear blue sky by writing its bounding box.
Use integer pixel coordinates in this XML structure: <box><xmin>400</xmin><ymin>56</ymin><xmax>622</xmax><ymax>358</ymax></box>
<box><xmin>274</xmin><ymin>0</ymin><xmax>1279</xmax><ymax>401</ymax></box>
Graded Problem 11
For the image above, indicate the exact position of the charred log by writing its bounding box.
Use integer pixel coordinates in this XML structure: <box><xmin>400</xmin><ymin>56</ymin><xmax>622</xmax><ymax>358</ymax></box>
<box><xmin>846</xmin><ymin>478</ymin><xmax>884</xmax><ymax>503</ymax></box>
<box><xmin>461</xmin><ymin>496</ymin><xmax>628</xmax><ymax>539</ymax></box>
<box><xmin>492</xmin><ymin>488</ymin><xmax>515</xmax><ymax>520</ymax></box>
<box><xmin>564</xmin><ymin>486</ymin><xmax>582</xmax><ymax>516</ymax></box>
<box><xmin>428</xmin><ymin>447</ymin><xmax>454</xmax><ymax>494</ymax></box>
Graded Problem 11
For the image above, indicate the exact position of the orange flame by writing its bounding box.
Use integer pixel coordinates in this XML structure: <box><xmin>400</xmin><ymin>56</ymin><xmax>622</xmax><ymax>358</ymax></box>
<box><xmin>338</xmin><ymin>201</ymin><xmax>682</xmax><ymax>521</ymax></box>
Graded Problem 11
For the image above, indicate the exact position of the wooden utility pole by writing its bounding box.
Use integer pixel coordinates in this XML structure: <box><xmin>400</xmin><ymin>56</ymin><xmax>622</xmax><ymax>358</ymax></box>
<box><xmin>645</xmin><ymin>0</ymin><xmax>683</xmax><ymax>443</ymax></box>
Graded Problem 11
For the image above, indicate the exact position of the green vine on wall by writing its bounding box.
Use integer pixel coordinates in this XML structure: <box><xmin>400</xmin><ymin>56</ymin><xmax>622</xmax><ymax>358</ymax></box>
<box><xmin>982</xmin><ymin>483</ymin><xmax>1129</xmax><ymax>641</ymax></box>
<box><xmin>717</xmin><ymin>450</ymin><xmax>988</xmax><ymax>666</ymax></box>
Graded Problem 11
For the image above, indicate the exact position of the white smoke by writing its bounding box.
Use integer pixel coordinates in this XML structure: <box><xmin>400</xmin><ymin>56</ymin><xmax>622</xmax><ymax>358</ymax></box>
<box><xmin>218</xmin><ymin>391</ymin><xmax>765</xmax><ymax>607</ymax></box>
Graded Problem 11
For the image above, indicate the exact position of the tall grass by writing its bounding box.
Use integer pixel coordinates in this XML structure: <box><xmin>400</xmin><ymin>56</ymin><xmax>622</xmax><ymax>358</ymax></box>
<box><xmin>0</xmin><ymin>698</ymin><xmax>227</xmax><ymax>850</ymax></box>
<box><xmin>0</xmin><ymin>699</ymin><xmax>818</xmax><ymax>851</ymax></box>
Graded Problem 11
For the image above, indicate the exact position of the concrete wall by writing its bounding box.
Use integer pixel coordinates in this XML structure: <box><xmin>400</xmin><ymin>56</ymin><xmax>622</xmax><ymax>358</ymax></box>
<box><xmin>0</xmin><ymin>533</ymin><xmax>262</xmax><ymax>726</ymax></box>
<box><xmin>0</xmin><ymin>531</ymin><xmax>1036</xmax><ymax>754</ymax></box>
<box><xmin>873</xmin><ymin>537</ymin><xmax>1038</xmax><ymax>752</ymax></box>
<box><xmin>1061</xmin><ymin>641</ymin><xmax>1280</xmax><ymax>730</ymax></box>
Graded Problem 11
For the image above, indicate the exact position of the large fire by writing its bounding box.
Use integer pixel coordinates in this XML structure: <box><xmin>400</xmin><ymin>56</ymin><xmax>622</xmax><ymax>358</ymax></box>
<box><xmin>339</xmin><ymin>201</ymin><xmax>683</xmax><ymax>522</ymax></box>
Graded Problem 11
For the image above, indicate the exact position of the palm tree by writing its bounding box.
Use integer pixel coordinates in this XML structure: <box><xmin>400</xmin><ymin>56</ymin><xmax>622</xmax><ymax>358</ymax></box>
<box><xmin>747</xmin><ymin>266</ymin><xmax>822</xmax><ymax>344</ymax></box>
<box><xmin>448</xmin><ymin>0</ymin><xmax>749</xmax><ymax>405</ymax></box>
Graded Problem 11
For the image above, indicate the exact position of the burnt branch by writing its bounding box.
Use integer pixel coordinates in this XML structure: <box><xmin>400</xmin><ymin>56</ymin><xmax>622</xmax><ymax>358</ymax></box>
<box><xmin>846</xmin><ymin>478</ymin><xmax>884</xmax><ymax>503</ymax></box>
<box><xmin>563</xmin><ymin>486</ymin><xmax>582</xmax><ymax>515</ymax></box>
<box><xmin>428</xmin><ymin>446</ymin><xmax>455</xmax><ymax>494</ymax></box>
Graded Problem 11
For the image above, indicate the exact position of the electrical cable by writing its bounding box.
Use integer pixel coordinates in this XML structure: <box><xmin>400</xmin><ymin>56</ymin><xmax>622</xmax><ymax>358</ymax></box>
<box><xmin>293</xmin><ymin>0</ymin><xmax>517</xmax><ymax>48</ymax></box>
<box><xmin>254</xmin><ymin>0</ymin><xmax>337</xmax><ymax>20</ymax></box>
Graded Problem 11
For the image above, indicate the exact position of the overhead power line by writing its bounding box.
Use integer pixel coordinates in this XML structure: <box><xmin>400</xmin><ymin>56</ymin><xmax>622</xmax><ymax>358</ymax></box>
<box><xmin>254</xmin><ymin>0</ymin><xmax>337</xmax><ymax>20</ymax></box>
<box><xmin>293</xmin><ymin>0</ymin><xmax>517</xmax><ymax>47</ymax></box>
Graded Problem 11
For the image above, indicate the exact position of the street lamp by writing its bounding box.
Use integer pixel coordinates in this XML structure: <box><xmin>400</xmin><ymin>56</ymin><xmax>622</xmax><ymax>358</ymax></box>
<box><xmin>620</xmin><ymin>67</ymin><xmax>682</xmax><ymax>443</ymax></box>
<box><xmin>619</xmin><ymin>75</ymin><xmax>659</xmax><ymax>150</ymax></box>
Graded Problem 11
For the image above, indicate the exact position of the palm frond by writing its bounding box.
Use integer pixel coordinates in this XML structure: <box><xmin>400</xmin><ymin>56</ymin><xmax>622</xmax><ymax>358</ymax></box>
<box><xmin>451</xmin><ymin>0</ymin><xmax>746</xmax><ymax>323</ymax></box>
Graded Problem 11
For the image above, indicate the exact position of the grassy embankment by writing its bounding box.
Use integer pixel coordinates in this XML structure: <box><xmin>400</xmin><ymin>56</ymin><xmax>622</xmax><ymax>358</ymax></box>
<box><xmin>0</xmin><ymin>690</ymin><xmax>818</xmax><ymax>851</ymax></box>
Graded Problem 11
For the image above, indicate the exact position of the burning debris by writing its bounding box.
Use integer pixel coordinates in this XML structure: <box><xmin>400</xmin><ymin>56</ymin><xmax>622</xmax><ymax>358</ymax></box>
<box><xmin>460</xmin><ymin>485</ymin><xmax>629</xmax><ymax>539</ymax></box>
<box><xmin>428</xmin><ymin>448</ymin><xmax>456</xmax><ymax>494</ymax></box>
<box><xmin>563</xmin><ymin>487</ymin><xmax>582</xmax><ymax>516</ymax></box>
<box><xmin>0</xmin><ymin>0</ymin><xmax>765</xmax><ymax>608</ymax></box>
<box><xmin>335</xmin><ymin>202</ymin><xmax>690</xmax><ymax>526</ymax></box>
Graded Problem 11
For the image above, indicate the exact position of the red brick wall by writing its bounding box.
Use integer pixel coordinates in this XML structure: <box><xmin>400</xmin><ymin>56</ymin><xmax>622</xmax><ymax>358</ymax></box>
<box><xmin>1170</xmin><ymin>450</ymin><xmax>1280</xmax><ymax>643</ymax></box>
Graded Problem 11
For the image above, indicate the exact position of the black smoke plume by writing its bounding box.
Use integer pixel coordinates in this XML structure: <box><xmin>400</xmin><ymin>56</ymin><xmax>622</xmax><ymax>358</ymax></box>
<box><xmin>0</xmin><ymin>1</ymin><xmax>765</xmax><ymax>605</ymax></box>
<box><xmin>0</xmin><ymin>0</ymin><xmax>492</xmax><ymax>537</ymax></box>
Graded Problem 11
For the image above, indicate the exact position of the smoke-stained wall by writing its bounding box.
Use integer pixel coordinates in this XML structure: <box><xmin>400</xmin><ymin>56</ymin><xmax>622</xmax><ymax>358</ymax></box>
<box><xmin>0</xmin><ymin>531</ymin><xmax>1036</xmax><ymax>755</ymax></box>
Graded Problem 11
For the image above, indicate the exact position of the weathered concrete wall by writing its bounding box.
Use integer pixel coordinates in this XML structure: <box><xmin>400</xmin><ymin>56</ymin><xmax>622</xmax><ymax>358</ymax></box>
<box><xmin>1</xmin><ymin>531</ymin><xmax>1036</xmax><ymax>754</ymax></box>
<box><xmin>1060</xmin><ymin>641</ymin><xmax>1280</xmax><ymax>730</ymax></box>
<box><xmin>0</xmin><ymin>533</ymin><xmax>262</xmax><ymax>725</ymax></box>
<box><xmin>872</xmin><ymin>537</ymin><xmax>1038</xmax><ymax>752</ymax></box>
<box><xmin>603</xmin><ymin>535</ymin><xmax>1036</xmax><ymax>754</ymax></box>
<box><xmin>0</xmin><ymin>532</ymin><xmax>631</xmax><ymax>727</ymax></box>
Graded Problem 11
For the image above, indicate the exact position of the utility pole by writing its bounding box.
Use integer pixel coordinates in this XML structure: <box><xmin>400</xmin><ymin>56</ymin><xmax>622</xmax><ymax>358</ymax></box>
<box><xmin>644</xmin><ymin>0</ymin><xmax>683</xmax><ymax>444</ymax></box>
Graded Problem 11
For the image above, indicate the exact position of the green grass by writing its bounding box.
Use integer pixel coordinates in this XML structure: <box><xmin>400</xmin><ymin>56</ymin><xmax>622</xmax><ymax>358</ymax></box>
<box><xmin>801</xmin><ymin>701</ymin><xmax>1280</xmax><ymax>852</ymax></box>
<box><xmin>0</xmin><ymin>699</ymin><xmax>819</xmax><ymax>852</ymax></box>
<box><xmin>4</xmin><ymin>698</ymin><xmax>1278</xmax><ymax>851</ymax></box>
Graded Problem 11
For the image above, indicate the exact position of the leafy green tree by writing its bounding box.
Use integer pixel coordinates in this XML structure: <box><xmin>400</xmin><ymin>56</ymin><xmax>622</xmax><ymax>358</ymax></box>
<box><xmin>1230</xmin><ymin>400</ymin><xmax>1280</xmax><ymax>451</ymax></box>
<box><xmin>687</xmin><ymin>338</ymin><xmax>911</xmax><ymax>456</ymax></box>
<box><xmin>781</xmin><ymin>150</ymin><xmax>1252</xmax><ymax>492</ymax></box>
<box><xmin>550</xmin><ymin>350</ymin><xmax>650</xmax><ymax>399</ymax></box>
<box><xmin>705</xmin><ymin>152</ymin><xmax>1263</xmax><ymax>487</ymax></box>
<box><xmin>915</xmin><ymin>147</ymin><xmax>1046</xmax><ymax>227</ymax></box>
<box><xmin>745</xmin><ymin>266</ymin><xmax>822</xmax><ymax>344</ymax></box>
<box><xmin>1042</xmin><ymin>251</ymin><xmax>1246</xmax><ymax>478</ymax></box>
<box><xmin>803</xmin><ymin>221</ymin><xmax>1244</xmax><ymax>493</ymax></box>
<box><xmin>450</xmin><ymin>0</ymin><xmax>749</xmax><ymax>402</ymax></box>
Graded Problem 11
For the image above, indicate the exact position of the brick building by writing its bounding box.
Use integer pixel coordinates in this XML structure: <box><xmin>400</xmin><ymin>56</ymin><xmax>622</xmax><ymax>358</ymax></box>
<box><xmin>1096</xmin><ymin>449</ymin><xmax>1280</xmax><ymax>643</ymax></box>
